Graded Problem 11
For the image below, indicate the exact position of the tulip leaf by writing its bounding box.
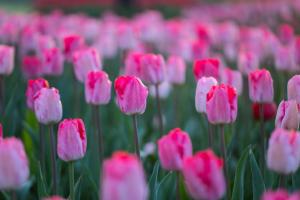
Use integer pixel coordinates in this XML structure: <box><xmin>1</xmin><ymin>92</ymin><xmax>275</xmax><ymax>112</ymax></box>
<box><xmin>231</xmin><ymin>145</ymin><xmax>251</xmax><ymax>200</ymax></box>
<box><xmin>154</xmin><ymin>171</ymin><xmax>173</xmax><ymax>200</ymax></box>
<box><xmin>74</xmin><ymin>175</ymin><xmax>83</xmax><ymax>200</ymax></box>
<box><xmin>37</xmin><ymin>161</ymin><xmax>48</xmax><ymax>198</ymax></box>
<box><xmin>249</xmin><ymin>149</ymin><xmax>265</xmax><ymax>200</ymax></box>
<box><xmin>148</xmin><ymin>161</ymin><xmax>160</xmax><ymax>199</ymax></box>
<box><xmin>0</xmin><ymin>191</ymin><xmax>9</xmax><ymax>200</ymax></box>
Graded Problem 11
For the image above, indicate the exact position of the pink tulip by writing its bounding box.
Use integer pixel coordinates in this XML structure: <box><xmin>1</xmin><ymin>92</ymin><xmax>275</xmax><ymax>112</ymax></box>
<box><xmin>0</xmin><ymin>45</ymin><xmax>14</xmax><ymax>75</ymax></box>
<box><xmin>206</xmin><ymin>84</ymin><xmax>237</xmax><ymax>124</ymax></box>
<box><xmin>34</xmin><ymin>87</ymin><xmax>63</xmax><ymax>125</ymax></box>
<box><xmin>157</xmin><ymin>128</ymin><xmax>192</xmax><ymax>171</ymax></box>
<box><xmin>22</xmin><ymin>56</ymin><xmax>43</xmax><ymax>79</ymax></box>
<box><xmin>190</xmin><ymin>39</ymin><xmax>210</xmax><ymax>61</ymax></box>
<box><xmin>26</xmin><ymin>78</ymin><xmax>49</xmax><ymax>110</ymax></box>
<box><xmin>278</xmin><ymin>24</ymin><xmax>294</xmax><ymax>45</ymax></box>
<box><xmin>294</xmin><ymin>36</ymin><xmax>300</xmax><ymax>65</ymax></box>
<box><xmin>149</xmin><ymin>81</ymin><xmax>172</xmax><ymax>99</ymax></box>
<box><xmin>42</xmin><ymin>196</ymin><xmax>66</xmax><ymax>200</ymax></box>
<box><xmin>290</xmin><ymin>192</ymin><xmax>300</xmax><ymax>200</ymax></box>
<box><xmin>261</xmin><ymin>189</ymin><xmax>289</xmax><ymax>200</ymax></box>
<box><xmin>36</xmin><ymin>35</ymin><xmax>55</xmax><ymax>55</ymax></box>
<box><xmin>0</xmin><ymin>123</ymin><xmax>2</xmax><ymax>141</ymax></box>
<box><xmin>195</xmin><ymin>77</ymin><xmax>218</xmax><ymax>113</ymax></box>
<box><xmin>0</xmin><ymin>137</ymin><xmax>29</xmax><ymax>190</ymax></box>
<box><xmin>237</xmin><ymin>51</ymin><xmax>259</xmax><ymax>75</ymax></box>
<box><xmin>72</xmin><ymin>47</ymin><xmax>102</xmax><ymax>82</ymax></box>
<box><xmin>182</xmin><ymin>149</ymin><xmax>226</xmax><ymax>200</ymax></box>
<box><xmin>275</xmin><ymin>100</ymin><xmax>299</xmax><ymax>130</ymax></box>
<box><xmin>124</xmin><ymin>51</ymin><xmax>143</xmax><ymax>77</ymax></box>
<box><xmin>221</xmin><ymin>68</ymin><xmax>243</xmax><ymax>95</ymax></box>
<box><xmin>193</xmin><ymin>58</ymin><xmax>219</xmax><ymax>81</ymax></box>
<box><xmin>101</xmin><ymin>151</ymin><xmax>148</xmax><ymax>200</ymax></box>
<box><xmin>114</xmin><ymin>76</ymin><xmax>148</xmax><ymax>115</ymax></box>
<box><xmin>57</xmin><ymin>119</ymin><xmax>87</xmax><ymax>162</ymax></box>
<box><xmin>166</xmin><ymin>56</ymin><xmax>186</xmax><ymax>85</ymax></box>
<box><xmin>248</xmin><ymin>69</ymin><xmax>274</xmax><ymax>103</ymax></box>
<box><xmin>288</xmin><ymin>75</ymin><xmax>300</xmax><ymax>103</ymax></box>
<box><xmin>62</xmin><ymin>34</ymin><xmax>85</xmax><ymax>61</ymax></box>
<box><xmin>140</xmin><ymin>53</ymin><xmax>165</xmax><ymax>85</ymax></box>
<box><xmin>267</xmin><ymin>128</ymin><xmax>300</xmax><ymax>174</ymax></box>
<box><xmin>85</xmin><ymin>70</ymin><xmax>111</xmax><ymax>105</ymax></box>
<box><xmin>41</xmin><ymin>48</ymin><xmax>64</xmax><ymax>76</ymax></box>
<box><xmin>274</xmin><ymin>45</ymin><xmax>296</xmax><ymax>72</ymax></box>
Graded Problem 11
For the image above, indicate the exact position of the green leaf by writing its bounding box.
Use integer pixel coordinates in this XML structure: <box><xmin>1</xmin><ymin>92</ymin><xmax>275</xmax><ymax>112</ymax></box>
<box><xmin>37</xmin><ymin>161</ymin><xmax>48</xmax><ymax>198</ymax></box>
<box><xmin>249</xmin><ymin>149</ymin><xmax>265</xmax><ymax>200</ymax></box>
<box><xmin>0</xmin><ymin>191</ymin><xmax>10</xmax><ymax>200</ymax></box>
<box><xmin>148</xmin><ymin>161</ymin><xmax>160</xmax><ymax>200</ymax></box>
<box><xmin>231</xmin><ymin>145</ymin><xmax>251</xmax><ymax>200</ymax></box>
<box><xmin>74</xmin><ymin>175</ymin><xmax>83</xmax><ymax>199</ymax></box>
<box><xmin>154</xmin><ymin>171</ymin><xmax>172</xmax><ymax>200</ymax></box>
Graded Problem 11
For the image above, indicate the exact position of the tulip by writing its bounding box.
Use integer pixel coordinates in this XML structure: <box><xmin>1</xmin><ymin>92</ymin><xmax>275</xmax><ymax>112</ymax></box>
<box><xmin>182</xmin><ymin>149</ymin><xmax>226</xmax><ymax>200</ymax></box>
<box><xmin>72</xmin><ymin>47</ymin><xmax>102</xmax><ymax>83</ymax></box>
<box><xmin>193</xmin><ymin>58</ymin><xmax>219</xmax><ymax>81</ymax></box>
<box><xmin>267</xmin><ymin>128</ymin><xmax>300</xmax><ymax>175</ymax></box>
<box><xmin>261</xmin><ymin>189</ymin><xmax>289</xmax><ymax>200</ymax></box>
<box><xmin>237</xmin><ymin>51</ymin><xmax>259</xmax><ymax>75</ymax></box>
<box><xmin>41</xmin><ymin>48</ymin><xmax>64</xmax><ymax>76</ymax></box>
<box><xmin>252</xmin><ymin>102</ymin><xmax>277</xmax><ymax>122</ymax></box>
<box><xmin>101</xmin><ymin>151</ymin><xmax>148</xmax><ymax>200</ymax></box>
<box><xmin>288</xmin><ymin>75</ymin><xmax>300</xmax><ymax>104</ymax></box>
<box><xmin>0</xmin><ymin>137</ymin><xmax>29</xmax><ymax>190</ymax></box>
<box><xmin>294</xmin><ymin>36</ymin><xmax>300</xmax><ymax>65</ymax></box>
<box><xmin>166</xmin><ymin>56</ymin><xmax>186</xmax><ymax>85</ymax></box>
<box><xmin>22</xmin><ymin>55</ymin><xmax>43</xmax><ymax>79</ymax></box>
<box><xmin>0</xmin><ymin>45</ymin><xmax>14</xmax><ymax>75</ymax></box>
<box><xmin>274</xmin><ymin>45</ymin><xmax>297</xmax><ymax>72</ymax></box>
<box><xmin>149</xmin><ymin>81</ymin><xmax>172</xmax><ymax>100</ymax></box>
<box><xmin>26</xmin><ymin>78</ymin><xmax>49</xmax><ymax>110</ymax></box>
<box><xmin>0</xmin><ymin>123</ymin><xmax>2</xmax><ymax>141</ymax></box>
<box><xmin>115</xmin><ymin>76</ymin><xmax>148</xmax><ymax>158</ymax></box>
<box><xmin>158</xmin><ymin>128</ymin><xmax>192</xmax><ymax>171</ymax></box>
<box><xmin>278</xmin><ymin>24</ymin><xmax>294</xmax><ymax>45</ymax></box>
<box><xmin>140</xmin><ymin>53</ymin><xmax>165</xmax><ymax>85</ymax></box>
<box><xmin>62</xmin><ymin>34</ymin><xmax>85</xmax><ymax>62</ymax></box>
<box><xmin>220</xmin><ymin>68</ymin><xmax>243</xmax><ymax>95</ymax></box>
<box><xmin>275</xmin><ymin>100</ymin><xmax>299</xmax><ymax>130</ymax></box>
<box><xmin>124</xmin><ymin>51</ymin><xmax>143</xmax><ymax>77</ymax></box>
<box><xmin>43</xmin><ymin>196</ymin><xmax>66</xmax><ymax>200</ymax></box>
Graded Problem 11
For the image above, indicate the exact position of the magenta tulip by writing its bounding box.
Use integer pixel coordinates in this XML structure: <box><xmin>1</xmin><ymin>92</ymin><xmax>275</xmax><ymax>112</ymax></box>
<box><xmin>0</xmin><ymin>45</ymin><xmax>14</xmax><ymax>75</ymax></box>
<box><xmin>26</xmin><ymin>78</ymin><xmax>49</xmax><ymax>110</ymax></box>
<box><xmin>193</xmin><ymin>58</ymin><xmax>219</xmax><ymax>81</ymax></box>
<box><xmin>166</xmin><ymin>55</ymin><xmax>186</xmax><ymax>85</ymax></box>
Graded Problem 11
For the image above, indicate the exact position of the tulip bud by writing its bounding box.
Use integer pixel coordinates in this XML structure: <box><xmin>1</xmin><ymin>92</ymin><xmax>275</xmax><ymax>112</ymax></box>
<box><xmin>288</xmin><ymin>75</ymin><xmax>300</xmax><ymax>103</ymax></box>
<box><xmin>57</xmin><ymin>119</ymin><xmax>87</xmax><ymax>162</ymax></box>
<box><xmin>42</xmin><ymin>196</ymin><xmax>66</xmax><ymax>200</ymax></box>
<box><xmin>267</xmin><ymin>128</ymin><xmax>300</xmax><ymax>174</ymax></box>
<box><xmin>182</xmin><ymin>149</ymin><xmax>226</xmax><ymax>200</ymax></box>
<box><xmin>34</xmin><ymin>87</ymin><xmax>63</xmax><ymax>125</ymax></box>
<box><xmin>85</xmin><ymin>70</ymin><xmax>112</xmax><ymax>105</ymax></box>
<box><xmin>237</xmin><ymin>51</ymin><xmax>259</xmax><ymax>75</ymax></box>
<box><xmin>158</xmin><ymin>128</ymin><xmax>192</xmax><ymax>171</ymax></box>
<box><xmin>166</xmin><ymin>56</ymin><xmax>186</xmax><ymax>85</ymax></box>
<box><xmin>101</xmin><ymin>151</ymin><xmax>148</xmax><ymax>200</ymax></box>
<box><xmin>275</xmin><ymin>100</ymin><xmax>299</xmax><ymax>130</ymax></box>
<box><xmin>274</xmin><ymin>45</ymin><xmax>297</xmax><ymax>72</ymax></box>
<box><xmin>252</xmin><ymin>102</ymin><xmax>277</xmax><ymax>121</ymax></box>
<box><xmin>0</xmin><ymin>45</ymin><xmax>14</xmax><ymax>75</ymax></box>
<box><xmin>140</xmin><ymin>53</ymin><xmax>165</xmax><ymax>85</ymax></box>
<box><xmin>114</xmin><ymin>76</ymin><xmax>148</xmax><ymax>115</ymax></box>
<box><xmin>195</xmin><ymin>77</ymin><xmax>218</xmax><ymax>113</ymax></box>
<box><xmin>220</xmin><ymin>68</ymin><xmax>243</xmax><ymax>95</ymax></box>
<box><xmin>0</xmin><ymin>137</ymin><xmax>29</xmax><ymax>190</ymax></box>
<box><xmin>26</xmin><ymin>78</ymin><xmax>49</xmax><ymax>110</ymax></box>
<box><xmin>261</xmin><ymin>189</ymin><xmax>289</xmax><ymax>200</ymax></box>
<box><xmin>63</xmin><ymin>34</ymin><xmax>85</xmax><ymax>62</ymax></box>
<box><xmin>41</xmin><ymin>48</ymin><xmax>64</xmax><ymax>76</ymax></box>
<box><xmin>22</xmin><ymin>55</ymin><xmax>43</xmax><ymax>79</ymax></box>
<box><xmin>73</xmin><ymin>48</ymin><xmax>102</xmax><ymax>82</ymax></box>
<box><xmin>248</xmin><ymin>69</ymin><xmax>274</xmax><ymax>103</ymax></box>
<box><xmin>206</xmin><ymin>84</ymin><xmax>238</xmax><ymax>124</ymax></box>
<box><xmin>193</xmin><ymin>58</ymin><xmax>219</xmax><ymax>81</ymax></box>
<box><xmin>279</xmin><ymin>24</ymin><xmax>294</xmax><ymax>45</ymax></box>
<box><xmin>124</xmin><ymin>51</ymin><xmax>143</xmax><ymax>77</ymax></box>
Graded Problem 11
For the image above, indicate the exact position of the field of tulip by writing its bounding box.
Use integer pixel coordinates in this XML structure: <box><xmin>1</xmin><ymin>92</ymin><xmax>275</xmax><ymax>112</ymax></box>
<box><xmin>1</xmin><ymin>1</ymin><xmax>300</xmax><ymax>200</ymax></box>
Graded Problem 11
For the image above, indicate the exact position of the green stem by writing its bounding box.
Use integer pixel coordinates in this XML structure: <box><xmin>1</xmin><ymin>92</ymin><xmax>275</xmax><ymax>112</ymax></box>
<box><xmin>259</xmin><ymin>103</ymin><xmax>265</xmax><ymax>178</ymax></box>
<box><xmin>173</xmin><ymin>86</ymin><xmax>179</xmax><ymax>126</ymax></box>
<box><xmin>220</xmin><ymin>125</ymin><xmax>230</xmax><ymax>200</ymax></box>
<box><xmin>204</xmin><ymin>114</ymin><xmax>213</xmax><ymax>148</ymax></box>
<box><xmin>39</xmin><ymin>123</ymin><xmax>46</xmax><ymax>176</ymax></box>
<box><xmin>94</xmin><ymin>106</ymin><xmax>104</xmax><ymax>165</ymax></box>
<box><xmin>11</xmin><ymin>191</ymin><xmax>17</xmax><ymax>200</ymax></box>
<box><xmin>176</xmin><ymin>171</ymin><xmax>180</xmax><ymax>200</ymax></box>
<box><xmin>278</xmin><ymin>174</ymin><xmax>286</xmax><ymax>188</ymax></box>
<box><xmin>49</xmin><ymin>124</ymin><xmax>58</xmax><ymax>194</ymax></box>
<box><xmin>132</xmin><ymin>114</ymin><xmax>140</xmax><ymax>159</ymax></box>
<box><xmin>155</xmin><ymin>84</ymin><xmax>163</xmax><ymax>136</ymax></box>
<box><xmin>69</xmin><ymin>162</ymin><xmax>75</xmax><ymax>200</ymax></box>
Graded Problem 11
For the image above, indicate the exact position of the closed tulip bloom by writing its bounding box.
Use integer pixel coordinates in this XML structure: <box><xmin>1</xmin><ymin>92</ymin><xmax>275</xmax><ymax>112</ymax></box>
<box><xmin>206</xmin><ymin>84</ymin><xmax>237</xmax><ymax>124</ymax></box>
<box><xmin>0</xmin><ymin>137</ymin><xmax>29</xmax><ymax>190</ymax></box>
<box><xmin>63</xmin><ymin>34</ymin><xmax>85</xmax><ymax>61</ymax></box>
<box><xmin>261</xmin><ymin>189</ymin><xmax>289</xmax><ymax>200</ymax></box>
<box><xmin>101</xmin><ymin>151</ymin><xmax>148</xmax><ymax>200</ymax></box>
<box><xmin>237</xmin><ymin>51</ymin><xmax>259</xmax><ymax>75</ymax></box>
<box><xmin>26</xmin><ymin>78</ymin><xmax>49</xmax><ymax>110</ymax></box>
<box><xmin>248</xmin><ymin>69</ymin><xmax>274</xmax><ymax>103</ymax></box>
<box><xmin>0</xmin><ymin>45</ymin><xmax>14</xmax><ymax>75</ymax></box>
<box><xmin>158</xmin><ymin>128</ymin><xmax>192</xmax><ymax>171</ymax></box>
<box><xmin>274</xmin><ymin>45</ymin><xmax>297</xmax><ymax>72</ymax></box>
<box><xmin>275</xmin><ymin>100</ymin><xmax>299</xmax><ymax>130</ymax></box>
<box><xmin>221</xmin><ymin>68</ymin><xmax>243</xmax><ymax>95</ymax></box>
<box><xmin>124</xmin><ymin>51</ymin><xmax>143</xmax><ymax>77</ymax></box>
<box><xmin>57</xmin><ymin>119</ymin><xmax>87</xmax><ymax>162</ymax></box>
<box><xmin>41</xmin><ymin>48</ymin><xmax>64</xmax><ymax>76</ymax></box>
<box><xmin>252</xmin><ymin>102</ymin><xmax>277</xmax><ymax>122</ymax></box>
<box><xmin>166</xmin><ymin>56</ymin><xmax>186</xmax><ymax>85</ymax></box>
<box><xmin>149</xmin><ymin>81</ymin><xmax>172</xmax><ymax>99</ymax></box>
<box><xmin>267</xmin><ymin>128</ymin><xmax>300</xmax><ymax>174</ymax></box>
<box><xmin>85</xmin><ymin>70</ymin><xmax>112</xmax><ymax>105</ymax></box>
<box><xmin>73</xmin><ymin>48</ymin><xmax>102</xmax><ymax>82</ymax></box>
<box><xmin>34</xmin><ymin>87</ymin><xmax>63</xmax><ymax>125</ymax></box>
<box><xmin>182</xmin><ymin>149</ymin><xmax>226</xmax><ymax>200</ymax></box>
<box><xmin>43</xmin><ymin>196</ymin><xmax>66</xmax><ymax>200</ymax></box>
<box><xmin>294</xmin><ymin>37</ymin><xmax>300</xmax><ymax>65</ymax></box>
<box><xmin>140</xmin><ymin>53</ymin><xmax>165</xmax><ymax>85</ymax></box>
<box><xmin>288</xmin><ymin>75</ymin><xmax>300</xmax><ymax>103</ymax></box>
<box><xmin>22</xmin><ymin>56</ymin><xmax>43</xmax><ymax>79</ymax></box>
<box><xmin>279</xmin><ymin>24</ymin><xmax>294</xmax><ymax>45</ymax></box>
<box><xmin>195</xmin><ymin>77</ymin><xmax>218</xmax><ymax>113</ymax></box>
<box><xmin>114</xmin><ymin>76</ymin><xmax>148</xmax><ymax>115</ymax></box>
<box><xmin>193</xmin><ymin>58</ymin><xmax>219</xmax><ymax>81</ymax></box>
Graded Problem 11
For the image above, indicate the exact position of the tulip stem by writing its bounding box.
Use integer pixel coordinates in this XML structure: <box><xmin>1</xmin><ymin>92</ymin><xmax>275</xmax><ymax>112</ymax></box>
<box><xmin>259</xmin><ymin>103</ymin><xmax>265</xmax><ymax>178</ymax></box>
<box><xmin>49</xmin><ymin>124</ymin><xmax>58</xmax><ymax>194</ymax></box>
<box><xmin>176</xmin><ymin>171</ymin><xmax>180</xmax><ymax>200</ymax></box>
<box><xmin>94</xmin><ymin>105</ymin><xmax>104</xmax><ymax>165</ymax></box>
<box><xmin>204</xmin><ymin>114</ymin><xmax>213</xmax><ymax>148</ymax></box>
<box><xmin>278</xmin><ymin>174</ymin><xmax>286</xmax><ymax>188</ymax></box>
<box><xmin>173</xmin><ymin>86</ymin><xmax>179</xmax><ymax>126</ymax></box>
<box><xmin>132</xmin><ymin>114</ymin><xmax>140</xmax><ymax>159</ymax></box>
<box><xmin>39</xmin><ymin>123</ymin><xmax>46</xmax><ymax>175</ymax></box>
<box><xmin>69</xmin><ymin>161</ymin><xmax>75</xmax><ymax>200</ymax></box>
<box><xmin>11</xmin><ymin>191</ymin><xmax>17</xmax><ymax>200</ymax></box>
<box><xmin>220</xmin><ymin>124</ymin><xmax>230</xmax><ymax>200</ymax></box>
<box><xmin>155</xmin><ymin>84</ymin><xmax>163</xmax><ymax>136</ymax></box>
